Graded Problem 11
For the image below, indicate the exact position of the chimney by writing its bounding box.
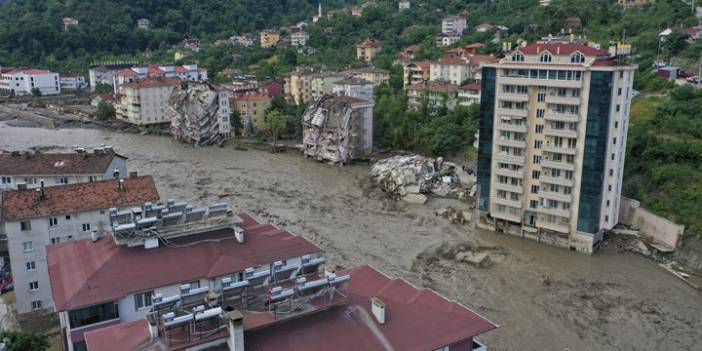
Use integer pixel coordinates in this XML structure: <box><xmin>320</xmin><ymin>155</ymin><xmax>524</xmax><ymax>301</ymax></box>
<box><xmin>234</xmin><ymin>226</ymin><xmax>245</xmax><ymax>244</ymax></box>
<box><xmin>226</xmin><ymin>311</ymin><xmax>244</xmax><ymax>351</ymax></box>
<box><xmin>371</xmin><ymin>297</ymin><xmax>386</xmax><ymax>324</ymax></box>
<box><xmin>146</xmin><ymin>313</ymin><xmax>159</xmax><ymax>341</ymax></box>
<box><xmin>90</xmin><ymin>230</ymin><xmax>99</xmax><ymax>242</ymax></box>
<box><xmin>117</xmin><ymin>179</ymin><xmax>125</xmax><ymax>191</ymax></box>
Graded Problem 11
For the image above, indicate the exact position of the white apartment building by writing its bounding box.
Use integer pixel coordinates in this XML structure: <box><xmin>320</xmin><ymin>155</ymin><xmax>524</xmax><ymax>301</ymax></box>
<box><xmin>435</xmin><ymin>32</ymin><xmax>462</xmax><ymax>47</ymax></box>
<box><xmin>442</xmin><ymin>15</ymin><xmax>466</xmax><ymax>35</ymax></box>
<box><xmin>113</xmin><ymin>64</ymin><xmax>207</xmax><ymax>93</ymax></box>
<box><xmin>0</xmin><ymin>68</ymin><xmax>60</xmax><ymax>96</ymax></box>
<box><xmin>430</xmin><ymin>58</ymin><xmax>472</xmax><ymax>85</ymax></box>
<box><xmin>0</xmin><ymin>176</ymin><xmax>159</xmax><ymax>314</ymax></box>
<box><xmin>477</xmin><ymin>41</ymin><xmax>636</xmax><ymax>253</ymax></box>
<box><xmin>59</xmin><ymin>73</ymin><xmax>87</xmax><ymax>90</ymax></box>
<box><xmin>458</xmin><ymin>82</ymin><xmax>481</xmax><ymax>107</ymax></box>
<box><xmin>0</xmin><ymin>148</ymin><xmax>127</xmax><ymax>191</ymax></box>
<box><xmin>399</xmin><ymin>0</ymin><xmax>411</xmax><ymax>10</ymax></box>
<box><xmin>47</xmin><ymin>209</ymin><xmax>321</xmax><ymax>351</ymax></box>
<box><xmin>331</xmin><ymin>77</ymin><xmax>375</xmax><ymax>103</ymax></box>
<box><xmin>291</xmin><ymin>31</ymin><xmax>310</xmax><ymax>46</ymax></box>
<box><xmin>88</xmin><ymin>62</ymin><xmax>136</xmax><ymax>91</ymax></box>
<box><xmin>116</xmin><ymin>77</ymin><xmax>180</xmax><ymax>125</ymax></box>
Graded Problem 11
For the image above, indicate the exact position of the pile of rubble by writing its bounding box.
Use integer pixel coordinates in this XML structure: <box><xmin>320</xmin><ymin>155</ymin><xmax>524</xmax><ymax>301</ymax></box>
<box><xmin>370</xmin><ymin>155</ymin><xmax>473</xmax><ymax>204</ymax></box>
<box><xmin>168</xmin><ymin>81</ymin><xmax>227</xmax><ymax>146</ymax></box>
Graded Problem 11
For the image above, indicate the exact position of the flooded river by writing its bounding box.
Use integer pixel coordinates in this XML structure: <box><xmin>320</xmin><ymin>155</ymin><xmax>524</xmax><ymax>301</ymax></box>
<box><xmin>1</xmin><ymin>123</ymin><xmax>700</xmax><ymax>351</ymax></box>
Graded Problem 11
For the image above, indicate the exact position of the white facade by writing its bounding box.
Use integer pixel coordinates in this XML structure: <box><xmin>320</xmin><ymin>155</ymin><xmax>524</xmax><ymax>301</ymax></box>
<box><xmin>218</xmin><ymin>89</ymin><xmax>234</xmax><ymax>134</ymax></box>
<box><xmin>430</xmin><ymin>59</ymin><xmax>472</xmax><ymax>85</ymax></box>
<box><xmin>291</xmin><ymin>32</ymin><xmax>309</xmax><ymax>46</ymax></box>
<box><xmin>117</xmin><ymin>80</ymin><xmax>179</xmax><ymax>125</ymax></box>
<box><xmin>113</xmin><ymin>64</ymin><xmax>207</xmax><ymax>93</ymax></box>
<box><xmin>0</xmin><ymin>69</ymin><xmax>60</xmax><ymax>96</ymax></box>
<box><xmin>399</xmin><ymin>0</ymin><xmax>411</xmax><ymax>10</ymax></box>
<box><xmin>458</xmin><ymin>86</ymin><xmax>481</xmax><ymax>107</ymax></box>
<box><xmin>60</xmin><ymin>75</ymin><xmax>87</xmax><ymax>90</ymax></box>
<box><xmin>436</xmin><ymin>33</ymin><xmax>462</xmax><ymax>47</ymax></box>
<box><xmin>442</xmin><ymin>16</ymin><xmax>466</xmax><ymax>35</ymax></box>
<box><xmin>331</xmin><ymin>79</ymin><xmax>375</xmax><ymax>103</ymax></box>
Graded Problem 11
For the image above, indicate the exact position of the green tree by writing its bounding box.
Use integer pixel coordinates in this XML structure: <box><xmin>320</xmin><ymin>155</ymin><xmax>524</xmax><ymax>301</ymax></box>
<box><xmin>0</xmin><ymin>331</ymin><xmax>49</xmax><ymax>351</ymax></box>
<box><xmin>266</xmin><ymin>110</ymin><xmax>286</xmax><ymax>152</ymax></box>
<box><xmin>31</xmin><ymin>88</ymin><xmax>42</xmax><ymax>97</ymax></box>
<box><xmin>93</xmin><ymin>84</ymin><xmax>114</xmax><ymax>94</ymax></box>
<box><xmin>96</xmin><ymin>101</ymin><xmax>116</xmax><ymax>121</ymax></box>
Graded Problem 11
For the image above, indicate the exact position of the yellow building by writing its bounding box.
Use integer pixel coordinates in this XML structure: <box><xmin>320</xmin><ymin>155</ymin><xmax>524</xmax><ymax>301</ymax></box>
<box><xmin>231</xmin><ymin>93</ymin><xmax>272</xmax><ymax>134</ymax></box>
<box><xmin>260</xmin><ymin>30</ymin><xmax>281</xmax><ymax>48</ymax></box>
<box><xmin>356</xmin><ymin>39</ymin><xmax>383</xmax><ymax>62</ymax></box>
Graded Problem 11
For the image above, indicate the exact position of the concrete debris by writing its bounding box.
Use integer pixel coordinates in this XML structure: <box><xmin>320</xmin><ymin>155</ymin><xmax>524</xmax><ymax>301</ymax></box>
<box><xmin>370</xmin><ymin>155</ymin><xmax>470</xmax><ymax>201</ymax></box>
<box><xmin>402</xmin><ymin>193</ymin><xmax>427</xmax><ymax>204</ymax></box>
<box><xmin>612</xmin><ymin>228</ymin><xmax>640</xmax><ymax>237</ymax></box>
<box><xmin>302</xmin><ymin>94</ymin><xmax>374</xmax><ymax>164</ymax></box>
<box><xmin>414</xmin><ymin>241</ymin><xmax>497</xmax><ymax>269</ymax></box>
<box><xmin>455</xmin><ymin>251</ymin><xmax>491</xmax><ymax>268</ymax></box>
<box><xmin>168</xmin><ymin>81</ymin><xmax>228</xmax><ymax>146</ymax></box>
<box><xmin>434</xmin><ymin>206</ymin><xmax>472</xmax><ymax>224</ymax></box>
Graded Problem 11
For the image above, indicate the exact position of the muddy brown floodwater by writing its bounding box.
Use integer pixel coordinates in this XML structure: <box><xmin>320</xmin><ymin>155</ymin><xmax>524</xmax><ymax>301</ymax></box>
<box><xmin>1</xmin><ymin>123</ymin><xmax>700</xmax><ymax>351</ymax></box>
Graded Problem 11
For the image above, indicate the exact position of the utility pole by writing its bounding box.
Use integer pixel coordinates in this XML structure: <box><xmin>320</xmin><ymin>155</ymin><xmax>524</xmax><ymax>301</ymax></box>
<box><xmin>698</xmin><ymin>52</ymin><xmax>702</xmax><ymax>88</ymax></box>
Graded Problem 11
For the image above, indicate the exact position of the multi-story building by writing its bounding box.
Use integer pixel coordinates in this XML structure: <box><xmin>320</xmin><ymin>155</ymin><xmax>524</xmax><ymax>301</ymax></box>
<box><xmin>356</xmin><ymin>39</ymin><xmax>383</xmax><ymax>62</ymax></box>
<box><xmin>406</xmin><ymin>81</ymin><xmax>460</xmax><ymax>110</ymax></box>
<box><xmin>331</xmin><ymin>77</ymin><xmax>375</xmax><ymax>103</ymax></box>
<box><xmin>477</xmin><ymin>41</ymin><xmax>636</xmax><ymax>253</ymax></box>
<box><xmin>231</xmin><ymin>33</ymin><xmax>257</xmax><ymax>47</ymax></box>
<box><xmin>0</xmin><ymin>148</ymin><xmax>127</xmax><ymax>191</ymax></box>
<box><xmin>430</xmin><ymin>57</ymin><xmax>472</xmax><ymax>85</ymax></box>
<box><xmin>291</xmin><ymin>31</ymin><xmax>309</xmax><ymax>46</ymax></box>
<box><xmin>311</xmin><ymin>73</ymin><xmax>345</xmax><ymax>101</ymax></box>
<box><xmin>340</xmin><ymin>66</ymin><xmax>391</xmax><ymax>85</ymax></box>
<box><xmin>59</xmin><ymin>72</ymin><xmax>87</xmax><ymax>90</ymax></box>
<box><xmin>442</xmin><ymin>15</ymin><xmax>466</xmax><ymax>35</ymax></box>
<box><xmin>399</xmin><ymin>0</ymin><xmax>411</xmax><ymax>10</ymax></box>
<box><xmin>117</xmin><ymin>77</ymin><xmax>180</xmax><ymax>126</ymax></box>
<box><xmin>458</xmin><ymin>82</ymin><xmax>482</xmax><ymax>107</ymax></box>
<box><xmin>0</xmin><ymin>175</ymin><xmax>159</xmax><ymax>314</ymax></box>
<box><xmin>618</xmin><ymin>0</ymin><xmax>653</xmax><ymax>8</ymax></box>
<box><xmin>398</xmin><ymin>45</ymin><xmax>419</xmax><ymax>62</ymax></box>
<box><xmin>0</xmin><ymin>68</ymin><xmax>60</xmax><ymax>96</ymax></box>
<box><xmin>49</xmin><ymin>208</ymin><xmax>497</xmax><ymax>351</ymax></box>
<box><xmin>260</xmin><ymin>30</ymin><xmax>281</xmax><ymax>48</ymax></box>
<box><xmin>88</xmin><ymin>62</ymin><xmax>136</xmax><ymax>92</ymax></box>
<box><xmin>113</xmin><ymin>64</ymin><xmax>207</xmax><ymax>93</ymax></box>
<box><xmin>403</xmin><ymin>61</ymin><xmax>431</xmax><ymax>86</ymax></box>
<box><xmin>230</xmin><ymin>93</ymin><xmax>272</xmax><ymax>135</ymax></box>
<box><xmin>435</xmin><ymin>32</ymin><xmax>462</xmax><ymax>47</ymax></box>
<box><xmin>284</xmin><ymin>67</ymin><xmax>317</xmax><ymax>105</ymax></box>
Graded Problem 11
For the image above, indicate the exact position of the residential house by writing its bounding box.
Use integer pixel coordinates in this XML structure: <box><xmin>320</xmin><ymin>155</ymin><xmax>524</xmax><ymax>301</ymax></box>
<box><xmin>406</xmin><ymin>81</ymin><xmax>460</xmax><ymax>110</ymax></box>
<box><xmin>90</xmin><ymin>93</ymin><xmax>121</xmax><ymax>107</ymax></box>
<box><xmin>475</xmin><ymin>23</ymin><xmax>496</xmax><ymax>33</ymax></box>
<box><xmin>260</xmin><ymin>79</ymin><xmax>283</xmax><ymax>98</ymax></box>
<box><xmin>112</xmin><ymin>64</ymin><xmax>207</xmax><ymax>93</ymax></box>
<box><xmin>356</xmin><ymin>39</ymin><xmax>383</xmax><ymax>62</ymax></box>
<box><xmin>398</xmin><ymin>45</ymin><xmax>420</xmax><ymax>62</ymax></box>
<box><xmin>284</xmin><ymin>67</ymin><xmax>317</xmax><ymax>104</ymax></box>
<box><xmin>0</xmin><ymin>68</ymin><xmax>60</xmax><ymax>96</ymax></box>
<box><xmin>59</xmin><ymin>72</ymin><xmax>87</xmax><ymax>90</ymax></box>
<box><xmin>477</xmin><ymin>41</ymin><xmax>636</xmax><ymax>253</ymax></box>
<box><xmin>260</xmin><ymin>30</ymin><xmax>281</xmax><ymax>48</ymax></box>
<box><xmin>467</xmin><ymin>54</ymin><xmax>499</xmax><ymax>81</ymax></box>
<box><xmin>341</xmin><ymin>66</ymin><xmax>390</xmax><ymax>85</ymax></box>
<box><xmin>231</xmin><ymin>93</ymin><xmax>272</xmax><ymax>135</ymax></box>
<box><xmin>458</xmin><ymin>82</ymin><xmax>481</xmax><ymax>107</ymax></box>
<box><xmin>564</xmin><ymin>16</ymin><xmax>582</xmax><ymax>29</ymax></box>
<box><xmin>179</xmin><ymin>37</ymin><xmax>201</xmax><ymax>52</ymax></box>
<box><xmin>291</xmin><ymin>31</ymin><xmax>310</xmax><ymax>46</ymax></box>
<box><xmin>88</xmin><ymin>62</ymin><xmax>136</xmax><ymax>92</ymax></box>
<box><xmin>302</xmin><ymin>95</ymin><xmax>374</xmax><ymax>164</ymax></box>
<box><xmin>442</xmin><ymin>15</ymin><xmax>466</xmax><ymax>35</ymax></box>
<box><xmin>311</xmin><ymin>73</ymin><xmax>346</xmax><ymax>101</ymax></box>
<box><xmin>435</xmin><ymin>32</ymin><xmax>462</xmax><ymax>47</ymax></box>
<box><xmin>350</xmin><ymin>7</ymin><xmax>364</xmax><ymax>16</ymax></box>
<box><xmin>403</xmin><ymin>61</ymin><xmax>431</xmax><ymax>86</ymax></box>
<box><xmin>62</xmin><ymin>17</ymin><xmax>79</xmax><ymax>31</ymax></box>
<box><xmin>399</xmin><ymin>0</ymin><xmax>411</xmax><ymax>10</ymax></box>
<box><xmin>0</xmin><ymin>148</ymin><xmax>127</xmax><ymax>191</ymax></box>
<box><xmin>430</xmin><ymin>57</ymin><xmax>472</xmax><ymax>85</ymax></box>
<box><xmin>116</xmin><ymin>77</ymin><xmax>180</xmax><ymax>126</ymax></box>
<box><xmin>137</xmin><ymin>18</ymin><xmax>150</xmax><ymax>29</ymax></box>
<box><xmin>618</xmin><ymin>0</ymin><xmax>652</xmax><ymax>8</ymax></box>
<box><xmin>445</xmin><ymin>43</ymin><xmax>486</xmax><ymax>59</ymax></box>
<box><xmin>231</xmin><ymin>33</ymin><xmax>257</xmax><ymax>47</ymax></box>
<box><xmin>0</xmin><ymin>175</ymin><xmax>158</xmax><ymax>314</ymax></box>
<box><xmin>681</xmin><ymin>26</ymin><xmax>702</xmax><ymax>42</ymax></box>
<box><xmin>331</xmin><ymin>77</ymin><xmax>375</xmax><ymax>103</ymax></box>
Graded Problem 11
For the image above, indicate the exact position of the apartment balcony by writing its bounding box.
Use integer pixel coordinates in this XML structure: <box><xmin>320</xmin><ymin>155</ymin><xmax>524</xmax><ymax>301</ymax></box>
<box><xmin>495</xmin><ymin>107</ymin><xmax>528</xmax><ymax>118</ymax></box>
<box><xmin>494</xmin><ymin>182</ymin><xmax>524</xmax><ymax>194</ymax></box>
<box><xmin>545</xmin><ymin>94</ymin><xmax>581</xmax><ymax>105</ymax></box>
<box><xmin>492</xmin><ymin>196</ymin><xmax>523</xmax><ymax>208</ymax></box>
<box><xmin>539</xmin><ymin>190</ymin><xmax>572</xmax><ymax>203</ymax></box>
<box><xmin>499</xmin><ymin>92</ymin><xmax>530</xmax><ymax>102</ymax></box>
<box><xmin>542</xmin><ymin>145</ymin><xmax>577</xmax><ymax>155</ymax></box>
<box><xmin>494</xmin><ymin>167</ymin><xmax>525</xmax><ymax>179</ymax></box>
<box><xmin>544</xmin><ymin>111</ymin><xmax>579</xmax><ymax>123</ymax></box>
<box><xmin>540</xmin><ymin>174</ymin><xmax>574</xmax><ymax>187</ymax></box>
<box><xmin>494</xmin><ymin>153</ymin><xmax>526</xmax><ymax>165</ymax></box>
<box><xmin>496</xmin><ymin>123</ymin><xmax>527</xmax><ymax>133</ymax></box>
<box><xmin>541</xmin><ymin>160</ymin><xmax>575</xmax><ymax>171</ymax></box>
<box><xmin>543</xmin><ymin>127</ymin><xmax>577</xmax><ymax>139</ymax></box>
<box><xmin>490</xmin><ymin>205</ymin><xmax>522</xmax><ymax>224</ymax></box>
<box><xmin>536</xmin><ymin>219</ymin><xmax>570</xmax><ymax>234</ymax></box>
<box><xmin>495</xmin><ymin>138</ymin><xmax>526</xmax><ymax>149</ymax></box>
<box><xmin>498</xmin><ymin>76</ymin><xmax>583</xmax><ymax>89</ymax></box>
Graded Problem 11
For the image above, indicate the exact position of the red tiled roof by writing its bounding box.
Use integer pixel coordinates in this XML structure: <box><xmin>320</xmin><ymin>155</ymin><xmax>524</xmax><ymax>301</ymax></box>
<box><xmin>357</xmin><ymin>39</ymin><xmax>383</xmax><ymax>49</ymax></box>
<box><xmin>514</xmin><ymin>43</ymin><xmax>608</xmax><ymax>56</ymax></box>
<box><xmin>48</xmin><ymin>213</ymin><xmax>321</xmax><ymax>311</ymax></box>
<box><xmin>434</xmin><ymin>57</ymin><xmax>469</xmax><ymax>65</ymax></box>
<box><xmin>121</xmin><ymin>77</ymin><xmax>180</xmax><ymax>89</ymax></box>
<box><xmin>465</xmin><ymin>43</ymin><xmax>485</xmax><ymax>49</ymax></box>
<box><xmin>18</xmin><ymin>69</ymin><xmax>52</xmax><ymax>75</ymax></box>
<box><xmin>234</xmin><ymin>93</ymin><xmax>271</xmax><ymax>102</ymax></box>
<box><xmin>407</xmin><ymin>81</ymin><xmax>460</xmax><ymax>93</ymax></box>
<box><xmin>0</xmin><ymin>151</ymin><xmax>124</xmax><ymax>176</ymax></box>
<box><xmin>84</xmin><ymin>265</ymin><xmax>497</xmax><ymax>351</ymax></box>
<box><xmin>460</xmin><ymin>82</ymin><xmax>481</xmax><ymax>91</ymax></box>
<box><xmin>115</xmin><ymin>68</ymin><xmax>138</xmax><ymax>77</ymax></box>
<box><xmin>1</xmin><ymin>175</ymin><xmax>158</xmax><ymax>221</ymax></box>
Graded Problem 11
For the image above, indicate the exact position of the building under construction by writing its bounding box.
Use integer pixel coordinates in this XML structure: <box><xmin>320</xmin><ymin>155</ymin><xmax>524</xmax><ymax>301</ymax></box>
<box><xmin>302</xmin><ymin>94</ymin><xmax>374</xmax><ymax>164</ymax></box>
<box><xmin>168</xmin><ymin>81</ymin><xmax>230</xmax><ymax>146</ymax></box>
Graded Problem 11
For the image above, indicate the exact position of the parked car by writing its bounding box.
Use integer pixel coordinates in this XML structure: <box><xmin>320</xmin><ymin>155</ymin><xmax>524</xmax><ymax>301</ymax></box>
<box><xmin>686</xmin><ymin>76</ymin><xmax>699</xmax><ymax>84</ymax></box>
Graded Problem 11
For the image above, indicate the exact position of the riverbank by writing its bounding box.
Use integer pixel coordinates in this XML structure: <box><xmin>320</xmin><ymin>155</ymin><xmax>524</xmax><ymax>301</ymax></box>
<box><xmin>0</xmin><ymin>123</ymin><xmax>700</xmax><ymax>351</ymax></box>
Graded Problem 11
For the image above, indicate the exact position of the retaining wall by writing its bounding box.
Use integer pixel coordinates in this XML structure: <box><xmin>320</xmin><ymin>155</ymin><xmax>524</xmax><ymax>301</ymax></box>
<box><xmin>619</xmin><ymin>196</ymin><xmax>684</xmax><ymax>249</ymax></box>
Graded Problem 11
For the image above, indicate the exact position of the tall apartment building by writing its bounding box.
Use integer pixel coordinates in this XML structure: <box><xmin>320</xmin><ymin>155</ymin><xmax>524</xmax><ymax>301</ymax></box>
<box><xmin>112</xmin><ymin>64</ymin><xmax>207</xmax><ymax>93</ymax></box>
<box><xmin>230</xmin><ymin>93</ymin><xmax>272</xmax><ymax>134</ymax></box>
<box><xmin>0</xmin><ymin>176</ymin><xmax>159</xmax><ymax>314</ymax></box>
<box><xmin>284</xmin><ymin>67</ymin><xmax>317</xmax><ymax>104</ymax></box>
<box><xmin>477</xmin><ymin>41</ymin><xmax>636</xmax><ymax>253</ymax></box>
<box><xmin>331</xmin><ymin>77</ymin><xmax>375</xmax><ymax>103</ymax></box>
<box><xmin>430</xmin><ymin>57</ymin><xmax>472</xmax><ymax>85</ymax></box>
<box><xmin>442</xmin><ymin>15</ymin><xmax>466</xmax><ymax>35</ymax></box>
<box><xmin>116</xmin><ymin>77</ymin><xmax>180</xmax><ymax>125</ymax></box>
<box><xmin>0</xmin><ymin>148</ymin><xmax>127</xmax><ymax>191</ymax></box>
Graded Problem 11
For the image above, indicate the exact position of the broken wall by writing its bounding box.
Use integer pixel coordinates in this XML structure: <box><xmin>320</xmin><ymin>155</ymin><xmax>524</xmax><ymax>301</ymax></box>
<box><xmin>619</xmin><ymin>196</ymin><xmax>684</xmax><ymax>249</ymax></box>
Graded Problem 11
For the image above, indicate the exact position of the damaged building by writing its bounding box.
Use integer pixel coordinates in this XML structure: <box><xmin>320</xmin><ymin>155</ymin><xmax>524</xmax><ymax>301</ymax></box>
<box><xmin>168</xmin><ymin>81</ymin><xmax>230</xmax><ymax>146</ymax></box>
<box><xmin>302</xmin><ymin>94</ymin><xmax>374</xmax><ymax>164</ymax></box>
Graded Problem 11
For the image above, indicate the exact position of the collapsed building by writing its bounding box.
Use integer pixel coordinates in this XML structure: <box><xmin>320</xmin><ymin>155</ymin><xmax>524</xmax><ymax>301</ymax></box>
<box><xmin>168</xmin><ymin>81</ymin><xmax>230</xmax><ymax>146</ymax></box>
<box><xmin>302</xmin><ymin>94</ymin><xmax>374</xmax><ymax>164</ymax></box>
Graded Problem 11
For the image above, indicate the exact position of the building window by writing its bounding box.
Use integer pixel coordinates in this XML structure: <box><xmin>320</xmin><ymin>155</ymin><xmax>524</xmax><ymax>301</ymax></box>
<box><xmin>605</xmin><ymin>215</ymin><xmax>609</xmax><ymax>222</ymax></box>
<box><xmin>537</xmin><ymin>92</ymin><xmax>546</xmax><ymax>102</ymax></box>
<box><xmin>531</xmin><ymin>185</ymin><xmax>539</xmax><ymax>194</ymax></box>
<box><xmin>31</xmin><ymin>301</ymin><xmax>42</xmax><ymax>310</ymax></box>
<box><xmin>26</xmin><ymin>261</ymin><xmax>36</xmax><ymax>271</ymax></box>
<box><xmin>58</xmin><ymin>177</ymin><xmax>69</xmax><ymax>185</ymax></box>
<box><xmin>534</xmin><ymin>140</ymin><xmax>542</xmax><ymax>149</ymax></box>
<box><xmin>23</xmin><ymin>177</ymin><xmax>37</xmax><ymax>184</ymax></box>
<box><xmin>29</xmin><ymin>281</ymin><xmax>39</xmax><ymax>291</ymax></box>
<box><xmin>570</xmin><ymin>52</ymin><xmax>585</xmax><ymax>63</ymax></box>
<box><xmin>22</xmin><ymin>242</ymin><xmax>33</xmax><ymax>253</ymax></box>
<box><xmin>49</xmin><ymin>217</ymin><xmax>58</xmax><ymax>227</ymax></box>
<box><xmin>613</xmin><ymin>137</ymin><xmax>617</xmax><ymax>145</ymax></box>
<box><xmin>135</xmin><ymin>291</ymin><xmax>153</xmax><ymax>310</ymax></box>
<box><xmin>1</xmin><ymin>177</ymin><xmax>11</xmax><ymax>184</ymax></box>
<box><xmin>20</xmin><ymin>221</ymin><xmax>31</xmax><ymax>231</ymax></box>
<box><xmin>533</xmin><ymin>155</ymin><xmax>542</xmax><ymax>164</ymax></box>
<box><xmin>532</xmin><ymin>170</ymin><xmax>540</xmax><ymax>179</ymax></box>
<box><xmin>539</xmin><ymin>52</ymin><xmax>552</xmax><ymax>63</ymax></box>
<box><xmin>614</xmin><ymin>121</ymin><xmax>619</xmax><ymax>128</ymax></box>
<box><xmin>82</xmin><ymin>223</ymin><xmax>91</xmax><ymax>232</ymax></box>
<box><xmin>65</xmin><ymin>215</ymin><xmax>72</xmax><ymax>220</ymax></box>
<box><xmin>616</xmin><ymin>104</ymin><xmax>620</xmax><ymax>112</ymax></box>
<box><xmin>611</xmin><ymin>153</ymin><xmax>615</xmax><ymax>161</ymax></box>
<box><xmin>536</xmin><ymin>109</ymin><xmax>545</xmax><ymax>118</ymax></box>
<box><xmin>609</xmin><ymin>169</ymin><xmax>614</xmax><ymax>176</ymax></box>
<box><xmin>535</xmin><ymin>125</ymin><xmax>544</xmax><ymax>134</ymax></box>
<box><xmin>511</xmin><ymin>52</ymin><xmax>524</xmax><ymax>62</ymax></box>
<box><xmin>607</xmin><ymin>200</ymin><xmax>611</xmax><ymax>207</ymax></box>
<box><xmin>530</xmin><ymin>200</ymin><xmax>539</xmax><ymax>209</ymax></box>
<box><xmin>608</xmin><ymin>184</ymin><xmax>612</xmax><ymax>191</ymax></box>
<box><xmin>618</xmin><ymin>88</ymin><xmax>622</xmax><ymax>96</ymax></box>
<box><xmin>51</xmin><ymin>237</ymin><xmax>60</xmax><ymax>244</ymax></box>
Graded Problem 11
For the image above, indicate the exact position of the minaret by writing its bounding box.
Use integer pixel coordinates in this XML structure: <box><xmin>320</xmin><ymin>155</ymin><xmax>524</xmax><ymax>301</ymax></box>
<box><xmin>318</xmin><ymin>1</ymin><xmax>322</xmax><ymax>17</ymax></box>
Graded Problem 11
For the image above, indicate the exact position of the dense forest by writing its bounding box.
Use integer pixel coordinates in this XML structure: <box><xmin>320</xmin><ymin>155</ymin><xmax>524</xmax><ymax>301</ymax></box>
<box><xmin>1</xmin><ymin>0</ymin><xmax>702</xmax><ymax>236</ymax></box>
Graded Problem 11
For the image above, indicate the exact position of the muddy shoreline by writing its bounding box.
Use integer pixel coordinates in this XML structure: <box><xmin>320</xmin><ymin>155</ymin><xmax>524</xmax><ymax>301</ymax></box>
<box><xmin>1</xmin><ymin>123</ymin><xmax>700</xmax><ymax>351</ymax></box>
